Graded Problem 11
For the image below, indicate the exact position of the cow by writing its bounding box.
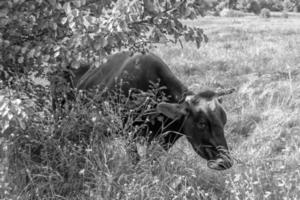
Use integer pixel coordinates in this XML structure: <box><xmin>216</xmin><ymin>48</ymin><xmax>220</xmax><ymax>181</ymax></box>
<box><xmin>67</xmin><ymin>51</ymin><xmax>234</xmax><ymax>170</ymax></box>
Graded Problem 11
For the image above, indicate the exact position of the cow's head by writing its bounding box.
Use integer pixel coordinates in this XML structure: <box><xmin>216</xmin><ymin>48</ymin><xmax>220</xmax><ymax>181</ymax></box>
<box><xmin>157</xmin><ymin>89</ymin><xmax>234</xmax><ymax>170</ymax></box>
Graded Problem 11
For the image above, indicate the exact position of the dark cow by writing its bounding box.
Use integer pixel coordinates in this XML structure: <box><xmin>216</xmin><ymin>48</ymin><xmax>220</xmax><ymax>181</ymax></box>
<box><xmin>69</xmin><ymin>51</ymin><xmax>234</xmax><ymax>170</ymax></box>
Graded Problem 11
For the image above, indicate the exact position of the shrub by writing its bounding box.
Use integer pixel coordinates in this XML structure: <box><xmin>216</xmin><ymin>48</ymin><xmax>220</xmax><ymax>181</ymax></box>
<box><xmin>237</xmin><ymin>0</ymin><xmax>261</xmax><ymax>15</ymax></box>
<box><xmin>216</xmin><ymin>1</ymin><xmax>227</xmax><ymax>11</ymax></box>
<box><xmin>260</xmin><ymin>8</ymin><xmax>271</xmax><ymax>18</ymax></box>
<box><xmin>212</xmin><ymin>10</ymin><xmax>220</xmax><ymax>16</ymax></box>
<box><xmin>220</xmin><ymin>9</ymin><xmax>246</xmax><ymax>17</ymax></box>
<box><xmin>293</xmin><ymin>5</ymin><xmax>300</xmax><ymax>12</ymax></box>
<box><xmin>259</xmin><ymin>0</ymin><xmax>284</xmax><ymax>11</ymax></box>
<box><xmin>2</xmin><ymin>82</ymin><xmax>171</xmax><ymax>199</ymax></box>
<box><xmin>281</xmin><ymin>11</ymin><xmax>289</xmax><ymax>18</ymax></box>
<box><xmin>249</xmin><ymin>0</ymin><xmax>261</xmax><ymax>14</ymax></box>
<box><xmin>283</xmin><ymin>0</ymin><xmax>294</xmax><ymax>11</ymax></box>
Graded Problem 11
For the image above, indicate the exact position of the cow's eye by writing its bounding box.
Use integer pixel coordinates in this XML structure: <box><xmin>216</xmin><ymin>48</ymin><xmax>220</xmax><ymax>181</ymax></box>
<box><xmin>197</xmin><ymin>122</ymin><xmax>207</xmax><ymax>129</ymax></box>
<box><xmin>217</xmin><ymin>98</ymin><xmax>223</xmax><ymax>104</ymax></box>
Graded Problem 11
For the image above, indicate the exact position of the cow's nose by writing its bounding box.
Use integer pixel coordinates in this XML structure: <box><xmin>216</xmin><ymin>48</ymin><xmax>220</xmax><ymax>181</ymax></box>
<box><xmin>207</xmin><ymin>157</ymin><xmax>233</xmax><ymax>170</ymax></box>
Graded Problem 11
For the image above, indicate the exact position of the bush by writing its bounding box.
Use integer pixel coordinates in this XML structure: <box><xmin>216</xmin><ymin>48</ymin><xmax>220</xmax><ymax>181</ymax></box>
<box><xmin>211</xmin><ymin>10</ymin><xmax>220</xmax><ymax>16</ymax></box>
<box><xmin>259</xmin><ymin>0</ymin><xmax>283</xmax><ymax>11</ymax></box>
<box><xmin>220</xmin><ymin>9</ymin><xmax>246</xmax><ymax>17</ymax></box>
<box><xmin>283</xmin><ymin>0</ymin><xmax>294</xmax><ymax>11</ymax></box>
<box><xmin>216</xmin><ymin>1</ymin><xmax>227</xmax><ymax>11</ymax></box>
<box><xmin>281</xmin><ymin>11</ymin><xmax>289</xmax><ymax>18</ymax></box>
<box><xmin>2</xmin><ymin>83</ymin><xmax>172</xmax><ymax>199</ymax></box>
<box><xmin>237</xmin><ymin>0</ymin><xmax>261</xmax><ymax>15</ymax></box>
<box><xmin>293</xmin><ymin>5</ymin><xmax>300</xmax><ymax>12</ymax></box>
<box><xmin>260</xmin><ymin>8</ymin><xmax>271</xmax><ymax>18</ymax></box>
<box><xmin>249</xmin><ymin>0</ymin><xmax>261</xmax><ymax>14</ymax></box>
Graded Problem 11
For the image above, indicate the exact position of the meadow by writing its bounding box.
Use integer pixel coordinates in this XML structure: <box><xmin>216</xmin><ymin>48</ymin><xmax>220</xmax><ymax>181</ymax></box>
<box><xmin>2</xmin><ymin>12</ymin><xmax>300</xmax><ymax>200</ymax></box>
<box><xmin>152</xmin><ymin>12</ymin><xmax>300</xmax><ymax>200</ymax></box>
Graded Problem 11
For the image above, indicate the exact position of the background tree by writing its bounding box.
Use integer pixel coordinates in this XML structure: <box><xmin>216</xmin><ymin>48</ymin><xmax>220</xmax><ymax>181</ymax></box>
<box><xmin>228</xmin><ymin>0</ymin><xmax>238</xmax><ymax>9</ymax></box>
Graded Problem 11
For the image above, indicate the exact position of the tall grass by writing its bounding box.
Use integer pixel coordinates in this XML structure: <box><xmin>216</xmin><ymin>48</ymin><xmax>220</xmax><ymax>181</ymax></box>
<box><xmin>1</xmin><ymin>14</ymin><xmax>300</xmax><ymax>199</ymax></box>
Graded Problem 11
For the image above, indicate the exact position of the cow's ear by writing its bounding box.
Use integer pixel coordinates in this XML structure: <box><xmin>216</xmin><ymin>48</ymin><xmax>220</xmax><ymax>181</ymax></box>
<box><xmin>217</xmin><ymin>97</ymin><xmax>223</xmax><ymax>104</ymax></box>
<box><xmin>157</xmin><ymin>102</ymin><xmax>188</xmax><ymax>119</ymax></box>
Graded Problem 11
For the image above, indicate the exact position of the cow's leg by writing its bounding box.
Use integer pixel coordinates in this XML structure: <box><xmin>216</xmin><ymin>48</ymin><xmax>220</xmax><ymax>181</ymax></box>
<box><xmin>136</xmin><ymin>143</ymin><xmax>147</xmax><ymax>159</ymax></box>
<box><xmin>125</xmin><ymin>142</ymin><xmax>140</xmax><ymax>165</ymax></box>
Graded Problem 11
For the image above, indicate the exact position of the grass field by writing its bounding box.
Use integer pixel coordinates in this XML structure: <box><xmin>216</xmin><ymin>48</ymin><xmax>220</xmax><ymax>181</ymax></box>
<box><xmin>2</xmin><ymin>13</ymin><xmax>300</xmax><ymax>200</ymax></box>
<box><xmin>151</xmin><ymin>13</ymin><xmax>300</xmax><ymax>200</ymax></box>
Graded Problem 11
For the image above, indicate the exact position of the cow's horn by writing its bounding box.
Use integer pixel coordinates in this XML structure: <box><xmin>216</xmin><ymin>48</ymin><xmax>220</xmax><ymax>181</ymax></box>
<box><xmin>216</xmin><ymin>88</ymin><xmax>235</xmax><ymax>97</ymax></box>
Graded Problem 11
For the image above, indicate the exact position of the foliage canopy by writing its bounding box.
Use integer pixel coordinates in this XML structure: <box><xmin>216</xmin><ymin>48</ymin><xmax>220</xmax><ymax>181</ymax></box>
<box><xmin>0</xmin><ymin>0</ymin><xmax>209</xmax><ymax>133</ymax></box>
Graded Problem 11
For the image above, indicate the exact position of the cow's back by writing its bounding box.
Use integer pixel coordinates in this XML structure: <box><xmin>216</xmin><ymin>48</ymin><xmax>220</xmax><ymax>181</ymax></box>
<box><xmin>77</xmin><ymin>51</ymin><xmax>132</xmax><ymax>90</ymax></box>
<box><xmin>76</xmin><ymin>52</ymin><xmax>188</xmax><ymax>102</ymax></box>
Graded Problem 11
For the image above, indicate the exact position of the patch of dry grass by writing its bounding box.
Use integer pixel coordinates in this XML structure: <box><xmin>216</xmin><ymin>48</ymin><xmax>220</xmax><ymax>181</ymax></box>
<box><xmin>152</xmin><ymin>13</ymin><xmax>300</xmax><ymax>199</ymax></box>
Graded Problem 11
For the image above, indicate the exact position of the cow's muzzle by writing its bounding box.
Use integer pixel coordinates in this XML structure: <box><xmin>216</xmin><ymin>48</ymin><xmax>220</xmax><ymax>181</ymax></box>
<box><xmin>207</xmin><ymin>157</ymin><xmax>233</xmax><ymax>170</ymax></box>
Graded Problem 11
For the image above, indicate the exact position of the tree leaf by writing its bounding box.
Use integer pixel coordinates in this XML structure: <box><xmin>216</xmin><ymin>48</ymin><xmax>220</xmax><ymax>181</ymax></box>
<box><xmin>63</xmin><ymin>2</ymin><xmax>71</xmax><ymax>15</ymax></box>
<box><xmin>18</xmin><ymin>117</ymin><xmax>26</xmax><ymax>130</ymax></box>
<box><xmin>143</xmin><ymin>0</ymin><xmax>158</xmax><ymax>15</ymax></box>
<box><xmin>1</xmin><ymin>120</ymin><xmax>10</xmax><ymax>133</ymax></box>
<box><xmin>82</xmin><ymin>16</ymin><xmax>90</xmax><ymax>28</ymax></box>
<box><xmin>48</xmin><ymin>0</ymin><xmax>56</xmax><ymax>7</ymax></box>
<box><xmin>61</xmin><ymin>17</ymin><xmax>68</xmax><ymax>25</ymax></box>
<box><xmin>54</xmin><ymin>51</ymin><xmax>60</xmax><ymax>58</ymax></box>
<box><xmin>73</xmin><ymin>0</ymin><xmax>81</xmax><ymax>8</ymax></box>
<box><xmin>18</xmin><ymin>56</ymin><xmax>24</xmax><ymax>64</ymax></box>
